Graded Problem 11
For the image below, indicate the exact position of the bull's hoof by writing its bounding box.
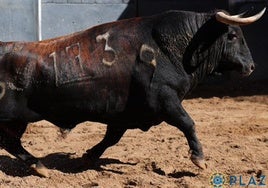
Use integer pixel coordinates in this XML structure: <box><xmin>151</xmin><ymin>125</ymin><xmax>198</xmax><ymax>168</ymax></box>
<box><xmin>30</xmin><ymin>161</ymin><xmax>49</xmax><ymax>177</ymax></box>
<box><xmin>190</xmin><ymin>155</ymin><xmax>207</xmax><ymax>170</ymax></box>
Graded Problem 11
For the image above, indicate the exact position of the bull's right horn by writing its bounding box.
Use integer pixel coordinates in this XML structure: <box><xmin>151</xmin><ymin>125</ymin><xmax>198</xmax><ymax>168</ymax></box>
<box><xmin>216</xmin><ymin>7</ymin><xmax>266</xmax><ymax>25</ymax></box>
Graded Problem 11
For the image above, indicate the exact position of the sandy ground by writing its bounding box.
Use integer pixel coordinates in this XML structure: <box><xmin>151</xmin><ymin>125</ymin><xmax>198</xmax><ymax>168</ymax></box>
<box><xmin>0</xmin><ymin>95</ymin><xmax>267</xmax><ymax>187</ymax></box>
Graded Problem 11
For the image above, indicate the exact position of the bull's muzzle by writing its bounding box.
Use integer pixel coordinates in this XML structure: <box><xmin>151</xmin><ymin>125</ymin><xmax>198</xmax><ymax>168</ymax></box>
<box><xmin>242</xmin><ymin>62</ymin><xmax>255</xmax><ymax>76</ymax></box>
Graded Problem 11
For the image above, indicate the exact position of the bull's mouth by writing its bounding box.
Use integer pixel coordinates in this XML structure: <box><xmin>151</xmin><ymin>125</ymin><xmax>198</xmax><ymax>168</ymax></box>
<box><xmin>217</xmin><ymin>61</ymin><xmax>254</xmax><ymax>77</ymax></box>
<box><xmin>241</xmin><ymin>70</ymin><xmax>253</xmax><ymax>77</ymax></box>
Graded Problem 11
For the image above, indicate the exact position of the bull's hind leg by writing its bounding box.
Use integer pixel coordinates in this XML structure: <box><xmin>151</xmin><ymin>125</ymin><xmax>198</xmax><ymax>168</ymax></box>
<box><xmin>0</xmin><ymin>122</ymin><xmax>48</xmax><ymax>177</ymax></box>
<box><xmin>160</xmin><ymin>86</ymin><xmax>207</xmax><ymax>169</ymax></box>
<box><xmin>84</xmin><ymin>124</ymin><xmax>126</xmax><ymax>163</ymax></box>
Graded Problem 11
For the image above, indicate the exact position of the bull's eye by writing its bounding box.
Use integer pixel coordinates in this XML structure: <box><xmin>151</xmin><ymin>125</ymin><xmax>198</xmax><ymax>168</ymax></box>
<box><xmin>227</xmin><ymin>32</ymin><xmax>237</xmax><ymax>41</ymax></box>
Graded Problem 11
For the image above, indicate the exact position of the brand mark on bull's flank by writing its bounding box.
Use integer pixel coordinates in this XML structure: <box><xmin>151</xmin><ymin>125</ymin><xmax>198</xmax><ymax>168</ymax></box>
<box><xmin>140</xmin><ymin>44</ymin><xmax>157</xmax><ymax>67</ymax></box>
<box><xmin>96</xmin><ymin>32</ymin><xmax>118</xmax><ymax>66</ymax></box>
<box><xmin>49</xmin><ymin>42</ymin><xmax>90</xmax><ymax>86</ymax></box>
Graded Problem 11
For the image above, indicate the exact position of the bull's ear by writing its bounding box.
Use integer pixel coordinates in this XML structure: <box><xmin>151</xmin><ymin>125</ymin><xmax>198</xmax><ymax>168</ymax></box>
<box><xmin>215</xmin><ymin>7</ymin><xmax>266</xmax><ymax>25</ymax></box>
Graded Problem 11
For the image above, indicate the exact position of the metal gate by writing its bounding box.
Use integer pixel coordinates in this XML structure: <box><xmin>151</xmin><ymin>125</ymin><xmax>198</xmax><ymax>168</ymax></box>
<box><xmin>0</xmin><ymin>0</ymin><xmax>136</xmax><ymax>41</ymax></box>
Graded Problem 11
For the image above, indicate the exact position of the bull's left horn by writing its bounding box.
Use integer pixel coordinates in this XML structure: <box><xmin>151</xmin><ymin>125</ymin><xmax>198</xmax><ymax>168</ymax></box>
<box><xmin>216</xmin><ymin>7</ymin><xmax>266</xmax><ymax>25</ymax></box>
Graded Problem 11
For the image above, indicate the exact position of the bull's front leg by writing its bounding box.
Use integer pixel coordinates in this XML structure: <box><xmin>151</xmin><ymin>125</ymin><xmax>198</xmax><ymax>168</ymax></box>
<box><xmin>83</xmin><ymin>124</ymin><xmax>126</xmax><ymax>163</ymax></box>
<box><xmin>0</xmin><ymin>122</ymin><xmax>48</xmax><ymax>177</ymax></box>
<box><xmin>159</xmin><ymin>85</ymin><xmax>207</xmax><ymax>169</ymax></box>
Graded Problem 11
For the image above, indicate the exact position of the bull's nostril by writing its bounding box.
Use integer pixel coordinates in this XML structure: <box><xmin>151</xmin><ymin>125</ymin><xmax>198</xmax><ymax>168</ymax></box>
<box><xmin>250</xmin><ymin>64</ymin><xmax>255</xmax><ymax>71</ymax></box>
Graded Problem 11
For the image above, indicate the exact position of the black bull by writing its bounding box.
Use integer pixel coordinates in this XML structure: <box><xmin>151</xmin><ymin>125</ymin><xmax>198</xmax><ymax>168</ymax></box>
<box><xmin>0</xmin><ymin>9</ymin><xmax>265</xmax><ymax>177</ymax></box>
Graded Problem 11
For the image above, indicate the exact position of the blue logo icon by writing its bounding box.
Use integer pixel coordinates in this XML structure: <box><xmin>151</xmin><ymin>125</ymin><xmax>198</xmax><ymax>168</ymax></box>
<box><xmin>210</xmin><ymin>173</ymin><xmax>226</xmax><ymax>188</ymax></box>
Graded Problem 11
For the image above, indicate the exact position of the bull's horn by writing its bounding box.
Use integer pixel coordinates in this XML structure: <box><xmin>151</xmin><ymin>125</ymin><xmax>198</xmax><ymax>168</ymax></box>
<box><xmin>216</xmin><ymin>7</ymin><xmax>266</xmax><ymax>25</ymax></box>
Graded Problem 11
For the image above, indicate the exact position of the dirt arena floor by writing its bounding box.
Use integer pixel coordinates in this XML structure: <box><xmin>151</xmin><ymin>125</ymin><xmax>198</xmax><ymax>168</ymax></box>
<box><xmin>0</xmin><ymin>93</ymin><xmax>267</xmax><ymax>187</ymax></box>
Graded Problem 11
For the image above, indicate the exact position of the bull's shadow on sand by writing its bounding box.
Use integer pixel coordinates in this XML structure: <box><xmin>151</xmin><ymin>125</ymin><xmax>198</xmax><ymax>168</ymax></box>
<box><xmin>0</xmin><ymin>153</ymin><xmax>197</xmax><ymax>178</ymax></box>
<box><xmin>41</xmin><ymin>152</ymin><xmax>134</xmax><ymax>174</ymax></box>
<box><xmin>0</xmin><ymin>153</ymin><xmax>136</xmax><ymax>177</ymax></box>
<box><xmin>0</xmin><ymin>155</ymin><xmax>33</xmax><ymax>177</ymax></box>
